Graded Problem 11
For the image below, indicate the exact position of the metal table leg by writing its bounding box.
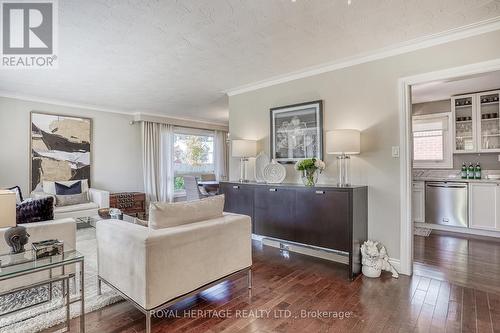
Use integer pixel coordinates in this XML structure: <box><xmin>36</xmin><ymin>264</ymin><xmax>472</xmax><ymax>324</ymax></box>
<box><xmin>80</xmin><ymin>260</ymin><xmax>85</xmax><ymax>333</ymax></box>
<box><xmin>66</xmin><ymin>277</ymin><xmax>70</xmax><ymax>332</ymax></box>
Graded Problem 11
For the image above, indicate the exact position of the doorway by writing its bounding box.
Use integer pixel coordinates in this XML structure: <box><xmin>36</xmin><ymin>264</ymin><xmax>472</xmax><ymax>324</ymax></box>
<box><xmin>398</xmin><ymin>59</ymin><xmax>500</xmax><ymax>278</ymax></box>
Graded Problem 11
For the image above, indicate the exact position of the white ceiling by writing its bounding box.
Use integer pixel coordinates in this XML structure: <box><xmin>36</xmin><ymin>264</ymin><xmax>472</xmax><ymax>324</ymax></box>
<box><xmin>412</xmin><ymin>70</ymin><xmax>500</xmax><ymax>103</ymax></box>
<box><xmin>1</xmin><ymin>1</ymin><xmax>500</xmax><ymax>123</ymax></box>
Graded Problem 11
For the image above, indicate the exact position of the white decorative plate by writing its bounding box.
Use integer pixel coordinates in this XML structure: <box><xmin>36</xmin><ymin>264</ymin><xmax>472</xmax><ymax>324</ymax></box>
<box><xmin>263</xmin><ymin>160</ymin><xmax>286</xmax><ymax>184</ymax></box>
<box><xmin>254</xmin><ymin>151</ymin><xmax>270</xmax><ymax>183</ymax></box>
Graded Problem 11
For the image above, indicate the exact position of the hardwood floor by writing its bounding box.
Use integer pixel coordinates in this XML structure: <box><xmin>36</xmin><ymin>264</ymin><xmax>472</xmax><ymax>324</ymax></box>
<box><xmin>414</xmin><ymin>230</ymin><xmax>500</xmax><ymax>295</ymax></box>
<box><xmin>55</xmin><ymin>239</ymin><xmax>500</xmax><ymax>333</ymax></box>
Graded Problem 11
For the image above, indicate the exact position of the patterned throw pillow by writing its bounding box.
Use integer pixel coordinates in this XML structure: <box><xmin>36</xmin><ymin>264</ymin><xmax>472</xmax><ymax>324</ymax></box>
<box><xmin>56</xmin><ymin>193</ymin><xmax>90</xmax><ymax>206</ymax></box>
<box><xmin>16</xmin><ymin>196</ymin><xmax>54</xmax><ymax>224</ymax></box>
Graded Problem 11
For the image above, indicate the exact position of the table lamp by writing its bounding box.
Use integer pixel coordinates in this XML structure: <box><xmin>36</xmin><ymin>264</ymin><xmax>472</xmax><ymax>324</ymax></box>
<box><xmin>232</xmin><ymin>139</ymin><xmax>257</xmax><ymax>182</ymax></box>
<box><xmin>0</xmin><ymin>190</ymin><xmax>16</xmax><ymax>229</ymax></box>
<box><xmin>326</xmin><ymin>129</ymin><xmax>361</xmax><ymax>187</ymax></box>
<box><xmin>0</xmin><ymin>190</ymin><xmax>28</xmax><ymax>254</ymax></box>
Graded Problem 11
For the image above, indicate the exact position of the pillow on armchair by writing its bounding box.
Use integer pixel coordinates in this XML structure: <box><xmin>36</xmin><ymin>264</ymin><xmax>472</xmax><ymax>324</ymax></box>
<box><xmin>16</xmin><ymin>196</ymin><xmax>54</xmax><ymax>224</ymax></box>
<box><xmin>149</xmin><ymin>194</ymin><xmax>224</xmax><ymax>229</ymax></box>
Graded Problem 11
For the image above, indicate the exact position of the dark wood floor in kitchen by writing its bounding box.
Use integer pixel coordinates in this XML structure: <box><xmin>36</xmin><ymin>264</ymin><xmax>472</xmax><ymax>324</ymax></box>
<box><xmin>58</xmin><ymin>238</ymin><xmax>500</xmax><ymax>333</ymax></box>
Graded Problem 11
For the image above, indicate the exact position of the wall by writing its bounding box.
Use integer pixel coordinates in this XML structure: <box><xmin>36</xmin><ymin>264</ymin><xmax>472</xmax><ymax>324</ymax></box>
<box><xmin>228</xmin><ymin>29</ymin><xmax>500</xmax><ymax>261</ymax></box>
<box><xmin>412</xmin><ymin>100</ymin><xmax>500</xmax><ymax>170</ymax></box>
<box><xmin>0</xmin><ymin>97</ymin><xmax>144</xmax><ymax>195</ymax></box>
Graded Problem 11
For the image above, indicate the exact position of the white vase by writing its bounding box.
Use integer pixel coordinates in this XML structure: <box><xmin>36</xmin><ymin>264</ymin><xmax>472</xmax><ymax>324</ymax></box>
<box><xmin>362</xmin><ymin>265</ymin><xmax>382</xmax><ymax>278</ymax></box>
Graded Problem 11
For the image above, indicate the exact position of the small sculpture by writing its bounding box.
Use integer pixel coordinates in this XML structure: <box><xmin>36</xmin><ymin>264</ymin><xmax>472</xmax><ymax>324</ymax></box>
<box><xmin>361</xmin><ymin>240</ymin><xmax>399</xmax><ymax>278</ymax></box>
<box><xmin>4</xmin><ymin>226</ymin><xmax>30</xmax><ymax>254</ymax></box>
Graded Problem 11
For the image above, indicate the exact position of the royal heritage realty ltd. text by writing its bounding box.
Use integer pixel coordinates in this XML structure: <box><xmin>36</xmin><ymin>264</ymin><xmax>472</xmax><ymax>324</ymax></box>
<box><xmin>152</xmin><ymin>309</ymin><xmax>354</xmax><ymax>320</ymax></box>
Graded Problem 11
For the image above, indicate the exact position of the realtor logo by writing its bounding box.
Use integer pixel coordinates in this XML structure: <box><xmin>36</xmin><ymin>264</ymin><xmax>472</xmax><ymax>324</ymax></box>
<box><xmin>1</xmin><ymin>0</ymin><xmax>58</xmax><ymax>68</ymax></box>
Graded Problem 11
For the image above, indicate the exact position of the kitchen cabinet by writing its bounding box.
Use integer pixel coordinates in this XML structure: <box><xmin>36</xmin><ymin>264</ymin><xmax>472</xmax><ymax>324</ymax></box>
<box><xmin>412</xmin><ymin>181</ymin><xmax>425</xmax><ymax>223</ymax></box>
<box><xmin>469</xmin><ymin>183</ymin><xmax>500</xmax><ymax>231</ymax></box>
<box><xmin>453</xmin><ymin>90</ymin><xmax>500</xmax><ymax>153</ymax></box>
<box><xmin>477</xmin><ymin>90</ymin><xmax>500</xmax><ymax>153</ymax></box>
<box><xmin>452</xmin><ymin>94</ymin><xmax>477</xmax><ymax>153</ymax></box>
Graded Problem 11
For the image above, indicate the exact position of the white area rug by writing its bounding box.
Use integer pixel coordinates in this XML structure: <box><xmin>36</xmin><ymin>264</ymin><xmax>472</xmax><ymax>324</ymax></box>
<box><xmin>414</xmin><ymin>226</ymin><xmax>432</xmax><ymax>237</ymax></box>
<box><xmin>0</xmin><ymin>228</ymin><xmax>123</xmax><ymax>333</ymax></box>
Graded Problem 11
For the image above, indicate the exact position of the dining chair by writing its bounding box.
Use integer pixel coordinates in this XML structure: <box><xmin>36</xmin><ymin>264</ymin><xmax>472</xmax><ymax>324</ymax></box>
<box><xmin>200</xmin><ymin>174</ymin><xmax>216</xmax><ymax>181</ymax></box>
<box><xmin>183</xmin><ymin>176</ymin><xmax>209</xmax><ymax>201</ymax></box>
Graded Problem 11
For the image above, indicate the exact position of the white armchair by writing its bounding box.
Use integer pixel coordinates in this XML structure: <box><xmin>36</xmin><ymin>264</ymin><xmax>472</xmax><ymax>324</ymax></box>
<box><xmin>0</xmin><ymin>218</ymin><xmax>76</xmax><ymax>292</ymax></box>
<box><xmin>96</xmin><ymin>213</ymin><xmax>252</xmax><ymax>333</ymax></box>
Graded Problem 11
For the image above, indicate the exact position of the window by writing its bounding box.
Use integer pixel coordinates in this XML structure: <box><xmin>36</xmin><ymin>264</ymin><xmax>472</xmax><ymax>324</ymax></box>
<box><xmin>413</xmin><ymin>130</ymin><xmax>444</xmax><ymax>161</ymax></box>
<box><xmin>173</xmin><ymin>128</ymin><xmax>214</xmax><ymax>192</ymax></box>
<box><xmin>412</xmin><ymin>113</ymin><xmax>453</xmax><ymax>169</ymax></box>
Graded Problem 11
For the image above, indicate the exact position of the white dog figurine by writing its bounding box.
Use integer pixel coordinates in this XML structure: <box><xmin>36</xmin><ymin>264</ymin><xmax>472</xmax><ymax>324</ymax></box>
<box><xmin>361</xmin><ymin>240</ymin><xmax>399</xmax><ymax>278</ymax></box>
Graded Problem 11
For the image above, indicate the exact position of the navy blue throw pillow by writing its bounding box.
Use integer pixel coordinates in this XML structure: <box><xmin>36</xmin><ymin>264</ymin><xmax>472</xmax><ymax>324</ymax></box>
<box><xmin>55</xmin><ymin>181</ymin><xmax>82</xmax><ymax>195</ymax></box>
<box><xmin>17</xmin><ymin>196</ymin><xmax>54</xmax><ymax>224</ymax></box>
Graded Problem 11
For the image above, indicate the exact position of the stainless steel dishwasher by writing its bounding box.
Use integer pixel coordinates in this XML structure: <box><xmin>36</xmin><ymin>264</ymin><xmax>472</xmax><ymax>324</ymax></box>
<box><xmin>425</xmin><ymin>182</ymin><xmax>468</xmax><ymax>227</ymax></box>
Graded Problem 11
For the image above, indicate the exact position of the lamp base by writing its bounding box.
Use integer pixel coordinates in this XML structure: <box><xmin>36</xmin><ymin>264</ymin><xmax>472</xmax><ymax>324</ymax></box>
<box><xmin>336</xmin><ymin>154</ymin><xmax>351</xmax><ymax>187</ymax></box>
<box><xmin>239</xmin><ymin>157</ymin><xmax>249</xmax><ymax>183</ymax></box>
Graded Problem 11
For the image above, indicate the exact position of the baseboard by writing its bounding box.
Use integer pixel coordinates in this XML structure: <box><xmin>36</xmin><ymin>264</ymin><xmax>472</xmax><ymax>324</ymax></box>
<box><xmin>415</xmin><ymin>222</ymin><xmax>500</xmax><ymax>238</ymax></box>
<box><xmin>388</xmin><ymin>258</ymin><xmax>402</xmax><ymax>274</ymax></box>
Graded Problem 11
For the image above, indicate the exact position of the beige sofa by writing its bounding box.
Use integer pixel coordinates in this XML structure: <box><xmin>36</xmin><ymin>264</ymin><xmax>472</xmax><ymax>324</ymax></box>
<box><xmin>31</xmin><ymin>188</ymin><xmax>110</xmax><ymax>219</ymax></box>
<box><xmin>96</xmin><ymin>212</ymin><xmax>252</xmax><ymax>333</ymax></box>
<box><xmin>0</xmin><ymin>218</ymin><xmax>77</xmax><ymax>292</ymax></box>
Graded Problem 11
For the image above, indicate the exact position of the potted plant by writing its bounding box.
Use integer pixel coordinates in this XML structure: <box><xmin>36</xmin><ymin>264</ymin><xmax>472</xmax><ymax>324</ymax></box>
<box><xmin>294</xmin><ymin>158</ymin><xmax>325</xmax><ymax>187</ymax></box>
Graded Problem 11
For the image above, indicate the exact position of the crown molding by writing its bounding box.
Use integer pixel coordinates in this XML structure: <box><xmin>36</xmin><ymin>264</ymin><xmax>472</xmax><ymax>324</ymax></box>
<box><xmin>0</xmin><ymin>90</ymin><xmax>133</xmax><ymax>115</ymax></box>
<box><xmin>0</xmin><ymin>91</ymin><xmax>229</xmax><ymax>128</ymax></box>
<box><xmin>224</xmin><ymin>16</ymin><xmax>500</xmax><ymax>96</ymax></box>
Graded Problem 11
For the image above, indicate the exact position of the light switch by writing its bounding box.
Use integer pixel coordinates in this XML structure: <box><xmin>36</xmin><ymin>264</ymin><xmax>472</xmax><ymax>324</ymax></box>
<box><xmin>392</xmin><ymin>146</ymin><xmax>400</xmax><ymax>158</ymax></box>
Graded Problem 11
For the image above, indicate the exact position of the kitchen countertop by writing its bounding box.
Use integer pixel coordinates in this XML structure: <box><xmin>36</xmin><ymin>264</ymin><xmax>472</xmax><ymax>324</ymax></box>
<box><xmin>413</xmin><ymin>177</ymin><xmax>500</xmax><ymax>183</ymax></box>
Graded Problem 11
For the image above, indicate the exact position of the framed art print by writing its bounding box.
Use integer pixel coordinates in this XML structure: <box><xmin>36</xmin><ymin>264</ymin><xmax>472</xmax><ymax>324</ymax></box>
<box><xmin>30</xmin><ymin>112</ymin><xmax>92</xmax><ymax>191</ymax></box>
<box><xmin>270</xmin><ymin>100</ymin><xmax>323</xmax><ymax>163</ymax></box>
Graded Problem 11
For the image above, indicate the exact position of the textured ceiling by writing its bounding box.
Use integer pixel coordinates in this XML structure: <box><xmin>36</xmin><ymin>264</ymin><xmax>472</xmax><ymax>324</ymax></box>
<box><xmin>412</xmin><ymin>70</ymin><xmax>500</xmax><ymax>103</ymax></box>
<box><xmin>1</xmin><ymin>0</ymin><xmax>500</xmax><ymax>123</ymax></box>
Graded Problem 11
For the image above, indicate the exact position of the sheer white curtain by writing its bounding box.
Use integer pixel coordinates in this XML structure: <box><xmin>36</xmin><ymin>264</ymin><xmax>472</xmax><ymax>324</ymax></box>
<box><xmin>142</xmin><ymin>121</ymin><xmax>174</xmax><ymax>202</ymax></box>
<box><xmin>214</xmin><ymin>130</ymin><xmax>229</xmax><ymax>181</ymax></box>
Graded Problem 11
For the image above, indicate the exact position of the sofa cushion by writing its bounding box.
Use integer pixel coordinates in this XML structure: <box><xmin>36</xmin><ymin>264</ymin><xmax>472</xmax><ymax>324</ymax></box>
<box><xmin>149</xmin><ymin>195</ymin><xmax>224</xmax><ymax>229</ymax></box>
<box><xmin>56</xmin><ymin>193</ymin><xmax>90</xmax><ymax>207</ymax></box>
<box><xmin>54</xmin><ymin>202</ymin><xmax>98</xmax><ymax>214</ymax></box>
<box><xmin>17</xmin><ymin>196</ymin><xmax>54</xmax><ymax>224</ymax></box>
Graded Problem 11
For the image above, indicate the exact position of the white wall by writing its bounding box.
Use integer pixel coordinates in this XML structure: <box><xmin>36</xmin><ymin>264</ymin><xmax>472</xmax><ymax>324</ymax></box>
<box><xmin>228</xmin><ymin>29</ymin><xmax>500</xmax><ymax>260</ymax></box>
<box><xmin>0</xmin><ymin>97</ymin><xmax>143</xmax><ymax>195</ymax></box>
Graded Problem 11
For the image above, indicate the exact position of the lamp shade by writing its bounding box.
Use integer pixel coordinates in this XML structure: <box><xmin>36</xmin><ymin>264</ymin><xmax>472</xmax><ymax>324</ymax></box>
<box><xmin>0</xmin><ymin>190</ymin><xmax>16</xmax><ymax>228</ymax></box>
<box><xmin>232</xmin><ymin>139</ymin><xmax>257</xmax><ymax>158</ymax></box>
<box><xmin>326</xmin><ymin>129</ymin><xmax>361</xmax><ymax>155</ymax></box>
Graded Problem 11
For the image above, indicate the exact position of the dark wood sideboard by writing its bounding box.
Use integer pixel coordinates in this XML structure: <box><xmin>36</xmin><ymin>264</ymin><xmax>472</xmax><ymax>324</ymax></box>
<box><xmin>220</xmin><ymin>181</ymin><xmax>368</xmax><ymax>279</ymax></box>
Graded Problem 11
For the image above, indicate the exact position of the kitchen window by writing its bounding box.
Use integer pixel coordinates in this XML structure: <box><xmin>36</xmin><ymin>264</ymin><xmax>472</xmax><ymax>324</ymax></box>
<box><xmin>173</xmin><ymin>128</ymin><xmax>215</xmax><ymax>193</ymax></box>
<box><xmin>412</xmin><ymin>113</ymin><xmax>453</xmax><ymax>169</ymax></box>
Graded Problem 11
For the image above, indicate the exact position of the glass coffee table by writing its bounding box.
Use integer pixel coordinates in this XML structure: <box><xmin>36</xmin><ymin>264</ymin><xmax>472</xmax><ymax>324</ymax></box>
<box><xmin>75</xmin><ymin>214</ymin><xmax>136</xmax><ymax>229</ymax></box>
<box><xmin>0</xmin><ymin>249</ymin><xmax>85</xmax><ymax>332</ymax></box>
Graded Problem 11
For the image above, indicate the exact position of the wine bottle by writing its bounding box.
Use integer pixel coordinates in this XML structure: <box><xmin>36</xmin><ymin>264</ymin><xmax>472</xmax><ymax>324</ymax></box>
<box><xmin>468</xmin><ymin>163</ymin><xmax>474</xmax><ymax>179</ymax></box>
<box><xmin>461</xmin><ymin>163</ymin><xmax>467</xmax><ymax>179</ymax></box>
<box><xmin>475</xmin><ymin>163</ymin><xmax>481</xmax><ymax>180</ymax></box>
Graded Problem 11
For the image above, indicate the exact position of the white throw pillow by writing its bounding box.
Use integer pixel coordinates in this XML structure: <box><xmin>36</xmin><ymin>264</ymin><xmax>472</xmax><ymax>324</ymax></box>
<box><xmin>43</xmin><ymin>179</ymin><xmax>89</xmax><ymax>195</ymax></box>
<box><xmin>149</xmin><ymin>195</ymin><xmax>225</xmax><ymax>230</ymax></box>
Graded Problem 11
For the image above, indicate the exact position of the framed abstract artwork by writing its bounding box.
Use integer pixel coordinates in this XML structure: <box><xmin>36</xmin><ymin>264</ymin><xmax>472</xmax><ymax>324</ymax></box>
<box><xmin>30</xmin><ymin>112</ymin><xmax>92</xmax><ymax>191</ymax></box>
<box><xmin>270</xmin><ymin>100</ymin><xmax>323</xmax><ymax>163</ymax></box>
